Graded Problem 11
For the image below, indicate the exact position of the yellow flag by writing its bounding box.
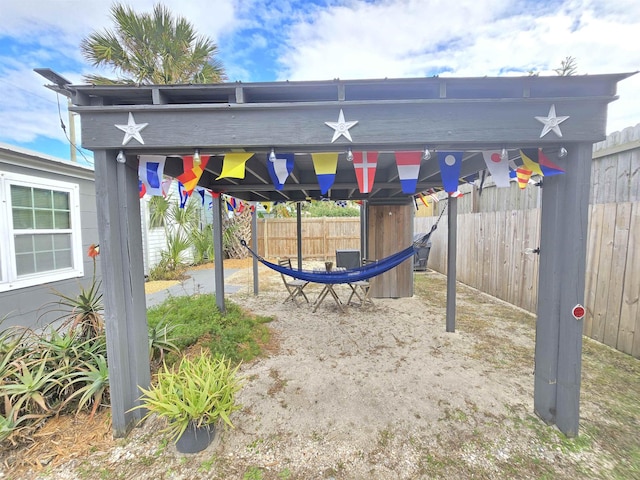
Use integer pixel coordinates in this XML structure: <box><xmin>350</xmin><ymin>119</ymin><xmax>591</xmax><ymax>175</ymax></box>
<box><xmin>520</xmin><ymin>150</ymin><xmax>544</xmax><ymax>176</ymax></box>
<box><xmin>311</xmin><ymin>152</ymin><xmax>339</xmax><ymax>194</ymax></box>
<box><xmin>311</xmin><ymin>152</ymin><xmax>339</xmax><ymax>175</ymax></box>
<box><xmin>516</xmin><ymin>168</ymin><xmax>532</xmax><ymax>189</ymax></box>
<box><xmin>216</xmin><ymin>153</ymin><xmax>254</xmax><ymax>180</ymax></box>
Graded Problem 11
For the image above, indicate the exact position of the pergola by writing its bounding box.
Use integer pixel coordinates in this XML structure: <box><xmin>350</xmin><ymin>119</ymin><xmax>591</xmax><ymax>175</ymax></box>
<box><xmin>38</xmin><ymin>70</ymin><xmax>633</xmax><ymax>438</ymax></box>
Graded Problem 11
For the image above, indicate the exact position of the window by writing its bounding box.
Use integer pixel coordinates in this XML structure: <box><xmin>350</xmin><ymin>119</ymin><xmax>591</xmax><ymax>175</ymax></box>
<box><xmin>0</xmin><ymin>171</ymin><xmax>84</xmax><ymax>292</ymax></box>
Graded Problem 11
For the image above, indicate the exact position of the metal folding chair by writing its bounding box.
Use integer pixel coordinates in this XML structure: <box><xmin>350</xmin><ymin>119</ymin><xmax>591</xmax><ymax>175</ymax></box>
<box><xmin>278</xmin><ymin>258</ymin><xmax>309</xmax><ymax>305</ymax></box>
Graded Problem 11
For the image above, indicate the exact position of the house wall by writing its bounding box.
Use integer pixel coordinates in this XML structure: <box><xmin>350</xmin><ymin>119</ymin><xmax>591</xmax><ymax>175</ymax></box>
<box><xmin>0</xmin><ymin>144</ymin><xmax>99</xmax><ymax>330</ymax></box>
<box><xmin>139</xmin><ymin>197</ymin><xmax>167</xmax><ymax>276</ymax></box>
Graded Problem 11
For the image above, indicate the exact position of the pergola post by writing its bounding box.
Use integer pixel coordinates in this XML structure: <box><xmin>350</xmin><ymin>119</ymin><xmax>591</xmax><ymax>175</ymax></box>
<box><xmin>534</xmin><ymin>143</ymin><xmax>592</xmax><ymax>437</ymax></box>
<box><xmin>212</xmin><ymin>194</ymin><xmax>225</xmax><ymax>312</ymax></box>
<box><xmin>446</xmin><ymin>196</ymin><xmax>458</xmax><ymax>333</ymax></box>
<box><xmin>94</xmin><ymin>150</ymin><xmax>150</xmax><ymax>437</ymax></box>
<box><xmin>252</xmin><ymin>202</ymin><xmax>259</xmax><ymax>295</ymax></box>
<box><xmin>296</xmin><ymin>202</ymin><xmax>303</xmax><ymax>270</ymax></box>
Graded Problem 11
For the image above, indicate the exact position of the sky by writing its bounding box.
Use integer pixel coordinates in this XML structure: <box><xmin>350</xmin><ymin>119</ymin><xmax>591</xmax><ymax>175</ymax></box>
<box><xmin>1</xmin><ymin>0</ymin><xmax>639</xmax><ymax>165</ymax></box>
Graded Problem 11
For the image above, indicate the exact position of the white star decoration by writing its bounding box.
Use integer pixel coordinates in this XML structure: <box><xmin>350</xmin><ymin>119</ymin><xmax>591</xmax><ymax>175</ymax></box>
<box><xmin>115</xmin><ymin>112</ymin><xmax>149</xmax><ymax>145</ymax></box>
<box><xmin>535</xmin><ymin>104</ymin><xmax>569</xmax><ymax>138</ymax></box>
<box><xmin>325</xmin><ymin>109</ymin><xmax>358</xmax><ymax>142</ymax></box>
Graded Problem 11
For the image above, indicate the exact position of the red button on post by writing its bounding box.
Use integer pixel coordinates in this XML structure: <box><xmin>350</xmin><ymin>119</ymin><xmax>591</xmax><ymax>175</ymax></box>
<box><xmin>572</xmin><ymin>304</ymin><xmax>585</xmax><ymax>320</ymax></box>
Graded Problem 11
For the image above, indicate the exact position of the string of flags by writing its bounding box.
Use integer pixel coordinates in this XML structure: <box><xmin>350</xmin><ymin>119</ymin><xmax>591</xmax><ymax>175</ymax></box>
<box><xmin>137</xmin><ymin>146</ymin><xmax>566</xmax><ymax>203</ymax></box>
<box><xmin>123</xmin><ymin>104</ymin><xmax>570</xmax><ymax>200</ymax></box>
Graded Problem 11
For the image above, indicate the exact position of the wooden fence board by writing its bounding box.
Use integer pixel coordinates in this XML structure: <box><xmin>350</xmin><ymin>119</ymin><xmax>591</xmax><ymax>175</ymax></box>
<box><xmin>619</xmin><ymin>203</ymin><xmax>640</xmax><ymax>356</ymax></box>
<box><xmin>591</xmin><ymin>204</ymin><xmax>617</xmax><ymax>343</ymax></box>
<box><xmin>604</xmin><ymin>203</ymin><xmax>632</xmax><ymax>347</ymax></box>
<box><xmin>631</xmin><ymin>148</ymin><xmax>640</xmax><ymax>203</ymax></box>
<box><xmin>584</xmin><ymin>204</ymin><xmax>604</xmax><ymax>338</ymax></box>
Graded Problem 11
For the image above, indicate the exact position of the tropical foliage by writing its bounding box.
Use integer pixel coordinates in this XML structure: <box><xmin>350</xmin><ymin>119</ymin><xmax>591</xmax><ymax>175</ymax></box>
<box><xmin>1</xmin><ymin>287</ymin><xmax>270</xmax><ymax>445</ymax></box>
<box><xmin>148</xmin><ymin>193</ymin><xmax>213</xmax><ymax>280</ymax></box>
<box><xmin>80</xmin><ymin>3</ymin><xmax>225</xmax><ymax>85</ymax></box>
<box><xmin>134</xmin><ymin>352</ymin><xmax>242</xmax><ymax>441</ymax></box>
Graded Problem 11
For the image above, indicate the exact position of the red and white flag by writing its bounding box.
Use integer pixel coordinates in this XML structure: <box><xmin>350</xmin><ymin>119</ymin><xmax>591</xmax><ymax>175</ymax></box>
<box><xmin>482</xmin><ymin>150</ymin><xmax>511</xmax><ymax>188</ymax></box>
<box><xmin>352</xmin><ymin>151</ymin><xmax>378</xmax><ymax>194</ymax></box>
<box><xmin>395</xmin><ymin>151</ymin><xmax>422</xmax><ymax>194</ymax></box>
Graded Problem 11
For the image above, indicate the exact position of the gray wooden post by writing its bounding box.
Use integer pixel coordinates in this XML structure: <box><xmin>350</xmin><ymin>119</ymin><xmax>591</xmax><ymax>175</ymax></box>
<box><xmin>212</xmin><ymin>195</ymin><xmax>225</xmax><ymax>312</ymax></box>
<box><xmin>446</xmin><ymin>196</ymin><xmax>457</xmax><ymax>333</ymax></box>
<box><xmin>360</xmin><ymin>201</ymin><xmax>368</xmax><ymax>259</ymax></box>
<box><xmin>94</xmin><ymin>150</ymin><xmax>150</xmax><ymax>437</ymax></box>
<box><xmin>296</xmin><ymin>202</ymin><xmax>302</xmax><ymax>270</ymax></box>
<box><xmin>252</xmin><ymin>203</ymin><xmax>259</xmax><ymax>295</ymax></box>
<box><xmin>534</xmin><ymin>143</ymin><xmax>591</xmax><ymax>437</ymax></box>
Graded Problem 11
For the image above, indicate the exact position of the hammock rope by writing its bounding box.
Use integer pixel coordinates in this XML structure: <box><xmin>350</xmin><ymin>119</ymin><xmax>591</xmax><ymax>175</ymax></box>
<box><xmin>240</xmin><ymin>201</ymin><xmax>447</xmax><ymax>284</ymax></box>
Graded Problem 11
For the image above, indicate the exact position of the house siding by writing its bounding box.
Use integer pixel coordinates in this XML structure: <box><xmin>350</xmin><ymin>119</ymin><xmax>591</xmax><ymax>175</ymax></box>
<box><xmin>0</xmin><ymin>144</ymin><xmax>99</xmax><ymax>330</ymax></box>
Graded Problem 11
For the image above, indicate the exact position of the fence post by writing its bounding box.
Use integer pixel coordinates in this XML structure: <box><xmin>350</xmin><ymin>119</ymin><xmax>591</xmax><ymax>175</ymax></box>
<box><xmin>323</xmin><ymin>217</ymin><xmax>327</xmax><ymax>260</ymax></box>
<box><xmin>263</xmin><ymin>217</ymin><xmax>268</xmax><ymax>258</ymax></box>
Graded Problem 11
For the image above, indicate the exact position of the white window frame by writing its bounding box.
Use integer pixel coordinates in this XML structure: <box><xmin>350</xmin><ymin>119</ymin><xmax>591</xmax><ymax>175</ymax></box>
<box><xmin>0</xmin><ymin>171</ymin><xmax>84</xmax><ymax>292</ymax></box>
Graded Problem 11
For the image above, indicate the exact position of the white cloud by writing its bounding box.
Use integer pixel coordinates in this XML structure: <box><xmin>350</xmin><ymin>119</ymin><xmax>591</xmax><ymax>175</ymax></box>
<box><xmin>277</xmin><ymin>0</ymin><xmax>640</xmax><ymax>133</ymax></box>
<box><xmin>0</xmin><ymin>0</ymin><xmax>638</xmax><ymax>152</ymax></box>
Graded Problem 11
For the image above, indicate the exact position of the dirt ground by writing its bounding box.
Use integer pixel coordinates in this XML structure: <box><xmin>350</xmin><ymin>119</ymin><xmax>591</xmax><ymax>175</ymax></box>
<box><xmin>2</xmin><ymin>263</ymin><xmax>637</xmax><ymax>479</ymax></box>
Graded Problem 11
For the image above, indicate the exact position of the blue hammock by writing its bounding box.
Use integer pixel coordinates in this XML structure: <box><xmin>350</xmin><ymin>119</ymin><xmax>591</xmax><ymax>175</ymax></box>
<box><xmin>240</xmin><ymin>225</ymin><xmax>437</xmax><ymax>285</ymax></box>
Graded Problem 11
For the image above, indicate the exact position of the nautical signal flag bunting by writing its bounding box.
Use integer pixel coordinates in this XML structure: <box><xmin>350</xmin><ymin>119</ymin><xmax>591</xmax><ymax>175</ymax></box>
<box><xmin>216</xmin><ymin>152</ymin><xmax>254</xmax><ymax>180</ymax></box>
<box><xmin>437</xmin><ymin>151</ymin><xmax>463</xmax><ymax>193</ymax></box>
<box><xmin>177</xmin><ymin>154</ymin><xmax>210</xmax><ymax>196</ymax></box>
<box><xmin>312</xmin><ymin>152</ymin><xmax>339</xmax><ymax>194</ymax></box>
<box><xmin>481</xmin><ymin>150</ymin><xmax>511</xmax><ymax>188</ymax></box>
<box><xmin>520</xmin><ymin>148</ymin><xmax>565</xmax><ymax>177</ymax></box>
<box><xmin>138</xmin><ymin>155</ymin><xmax>166</xmax><ymax>196</ymax></box>
<box><xmin>352</xmin><ymin>151</ymin><xmax>378</xmax><ymax>194</ymax></box>
<box><xmin>395</xmin><ymin>151</ymin><xmax>422</xmax><ymax>194</ymax></box>
<box><xmin>267</xmin><ymin>152</ymin><xmax>295</xmax><ymax>190</ymax></box>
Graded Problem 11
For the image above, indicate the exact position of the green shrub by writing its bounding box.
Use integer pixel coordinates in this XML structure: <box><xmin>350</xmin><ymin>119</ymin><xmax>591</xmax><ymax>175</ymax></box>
<box><xmin>146</xmin><ymin>295</ymin><xmax>272</xmax><ymax>364</ymax></box>
<box><xmin>304</xmin><ymin>200</ymin><xmax>360</xmax><ymax>217</ymax></box>
<box><xmin>134</xmin><ymin>352</ymin><xmax>242</xmax><ymax>441</ymax></box>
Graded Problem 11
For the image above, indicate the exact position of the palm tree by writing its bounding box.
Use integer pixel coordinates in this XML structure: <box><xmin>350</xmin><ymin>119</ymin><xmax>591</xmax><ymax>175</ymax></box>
<box><xmin>80</xmin><ymin>3</ymin><xmax>225</xmax><ymax>85</ymax></box>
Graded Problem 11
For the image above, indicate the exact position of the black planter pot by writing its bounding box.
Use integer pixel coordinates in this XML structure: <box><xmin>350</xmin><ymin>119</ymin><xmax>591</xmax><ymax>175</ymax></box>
<box><xmin>175</xmin><ymin>422</ymin><xmax>216</xmax><ymax>454</ymax></box>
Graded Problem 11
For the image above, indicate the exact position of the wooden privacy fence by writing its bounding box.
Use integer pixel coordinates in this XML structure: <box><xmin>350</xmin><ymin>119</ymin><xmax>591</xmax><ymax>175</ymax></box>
<box><xmin>415</xmin><ymin>210</ymin><xmax>542</xmax><ymax>313</ymax></box>
<box><xmin>418</xmin><ymin>203</ymin><xmax>640</xmax><ymax>359</ymax></box>
<box><xmin>418</xmin><ymin>124</ymin><xmax>640</xmax><ymax>358</ymax></box>
<box><xmin>256</xmin><ymin>217</ymin><xmax>360</xmax><ymax>260</ymax></box>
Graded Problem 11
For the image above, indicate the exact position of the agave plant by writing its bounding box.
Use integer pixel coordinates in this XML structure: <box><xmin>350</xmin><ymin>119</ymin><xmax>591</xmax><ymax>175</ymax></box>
<box><xmin>1</xmin><ymin>355</ymin><xmax>62</xmax><ymax>413</ymax></box>
<box><xmin>45</xmin><ymin>244</ymin><xmax>104</xmax><ymax>342</ymax></box>
<box><xmin>63</xmin><ymin>353</ymin><xmax>109</xmax><ymax>418</ymax></box>
<box><xmin>148</xmin><ymin>319</ymin><xmax>181</xmax><ymax>364</ymax></box>
<box><xmin>0</xmin><ymin>408</ymin><xmax>46</xmax><ymax>444</ymax></box>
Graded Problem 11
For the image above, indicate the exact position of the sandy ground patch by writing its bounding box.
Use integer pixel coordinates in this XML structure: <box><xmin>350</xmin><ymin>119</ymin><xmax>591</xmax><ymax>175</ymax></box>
<box><xmin>3</xmin><ymin>266</ymin><xmax>633</xmax><ymax>479</ymax></box>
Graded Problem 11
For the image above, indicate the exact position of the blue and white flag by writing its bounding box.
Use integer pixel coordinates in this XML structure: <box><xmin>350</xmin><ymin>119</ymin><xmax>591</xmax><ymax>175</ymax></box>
<box><xmin>267</xmin><ymin>152</ymin><xmax>295</xmax><ymax>190</ymax></box>
<box><xmin>195</xmin><ymin>186</ymin><xmax>207</xmax><ymax>205</ymax></box>
<box><xmin>437</xmin><ymin>151</ymin><xmax>463</xmax><ymax>193</ymax></box>
<box><xmin>178</xmin><ymin>181</ymin><xmax>190</xmax><ymax>208</ymax></box>
<box><xmin>138</xmin><ymin>155</ymin><xmax>166</xmax><ymax>196</ymax></box>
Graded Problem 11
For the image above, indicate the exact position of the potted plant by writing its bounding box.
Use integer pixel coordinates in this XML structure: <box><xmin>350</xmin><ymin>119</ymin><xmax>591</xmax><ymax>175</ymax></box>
<box><xmin>135</xmin><ymin>351</ymin><xmax>242</xmax><ymax>453</ymax></box>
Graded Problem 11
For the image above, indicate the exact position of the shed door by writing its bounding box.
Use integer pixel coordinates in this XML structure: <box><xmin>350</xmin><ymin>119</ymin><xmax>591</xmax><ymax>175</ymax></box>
<box><xmin>368</xmin><ymin>204</ymin><xmax>413</xmax><ymax>298</ymax></box>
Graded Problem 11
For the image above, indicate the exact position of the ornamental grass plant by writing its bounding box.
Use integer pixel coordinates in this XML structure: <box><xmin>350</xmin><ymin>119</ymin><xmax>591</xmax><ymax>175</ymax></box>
<box><xmin>134</xmin><ymin>352</ymin><xmax>242</xmax><ymax>442</ymax></box>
